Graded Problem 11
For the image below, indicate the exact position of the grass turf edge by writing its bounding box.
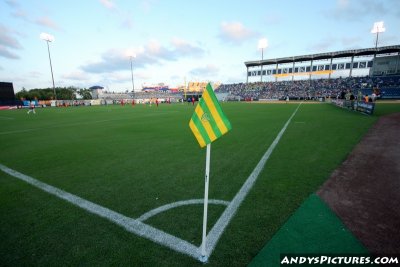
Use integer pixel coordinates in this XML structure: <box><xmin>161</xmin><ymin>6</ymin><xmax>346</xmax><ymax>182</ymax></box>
<box><xmin>248</xmin><ymin>193</ymin><xmax>369</xmax><ymax>267</ymax></box>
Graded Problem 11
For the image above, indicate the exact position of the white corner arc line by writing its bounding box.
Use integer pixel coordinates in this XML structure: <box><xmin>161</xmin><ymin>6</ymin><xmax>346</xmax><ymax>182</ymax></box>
<box><xmin>204</xmin><ymin>103</ymin><xmax>302</xmax><ymax>257</ymax></box>
<box><xmin>138</xmin><ymin>199</ymin><xmax>230</xmax><ymax>222</ymax></box>
<box><xmin>0</xmin><ymin>103</ymin><xmax>302</xmax><ymax>263</ymax></box>
<box><xmin>0</xmin><ymin>164</ymin><xmax>201</xmax><ymax>260</ymax></box>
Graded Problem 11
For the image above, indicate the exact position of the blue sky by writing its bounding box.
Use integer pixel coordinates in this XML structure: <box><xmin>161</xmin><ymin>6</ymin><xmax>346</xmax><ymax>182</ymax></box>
<box><xmin>1</xmin><ymin>0</ymin><xmax>399</xmax><ymax>92</ymax></box>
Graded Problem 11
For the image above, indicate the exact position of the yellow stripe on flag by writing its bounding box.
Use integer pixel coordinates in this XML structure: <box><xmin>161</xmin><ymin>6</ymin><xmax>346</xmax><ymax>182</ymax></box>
<box><xmin>189</xmin><ymin>119</ymin><xmax>207</xmax><ymax>148</ymax></box>
<box><xmin>188</xmin><ymin>83</ymin><xmax>231</xmax><ymax>148</ymax></box>
<box><xmin>202</xmin><ymin>89</ymin><xmax>228</xmax><ymax>134</ymax></box>
<box><xmin>195</xmin><ymin>105</ymin><xmax>217</xmax><ymax>142</ymax></box>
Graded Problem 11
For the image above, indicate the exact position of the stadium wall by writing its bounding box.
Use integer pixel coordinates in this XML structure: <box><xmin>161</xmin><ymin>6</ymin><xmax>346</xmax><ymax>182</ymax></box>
<box><xmin>0</xmin><ymin>82</ymin><xmax>17</xmax><ymax>106</ymax></box>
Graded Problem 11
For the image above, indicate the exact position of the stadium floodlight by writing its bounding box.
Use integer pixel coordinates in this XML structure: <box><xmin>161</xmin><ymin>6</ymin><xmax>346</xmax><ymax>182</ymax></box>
<box><xmin>258</xmin><ymin>38</ymin><xmax>268</xmax><ymax>50</ymax></box>
<box><xmin>40</xmin><ymin>32</ymin><xmax>55</xmax><ymax>42</ymax></box>
<box><xmin>258</xmin><ymin>38</ymin><xmax>268</xmax><ymax>82</ymax></box>
<box><xmin>40</xmin><ymin>32</ymin><xmax>57</xmax><ymax>100</ymax></box>
<box><xmin>371</xmin><ymin>21</ymin><xmax>385</xmax><ymax>49</ymax></box>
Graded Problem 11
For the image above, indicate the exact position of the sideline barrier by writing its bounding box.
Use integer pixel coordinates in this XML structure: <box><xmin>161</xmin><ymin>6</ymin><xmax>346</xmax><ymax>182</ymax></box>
<box><xmin>355</xmin><ymin>101</ymin><xmax>375</xmax><ymax>115</ymax></box>
<box><xmin>331</xmin><ymin>99</ymin><xmax>375</xmax><ymax>115</ymax></box>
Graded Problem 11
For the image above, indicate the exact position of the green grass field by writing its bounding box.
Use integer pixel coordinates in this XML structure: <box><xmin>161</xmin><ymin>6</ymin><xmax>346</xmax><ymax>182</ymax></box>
<box><xmin>1</xmin><ymin>102</ymin><xmax>399</xmax><ymax>266</ymax></box>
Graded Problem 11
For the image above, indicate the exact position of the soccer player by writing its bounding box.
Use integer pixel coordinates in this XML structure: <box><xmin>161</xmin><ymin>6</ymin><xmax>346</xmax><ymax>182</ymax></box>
<box><xmin>27</xmin><ymin>101</ymin><xmax>36</xmax><ymax>114</ymax></box>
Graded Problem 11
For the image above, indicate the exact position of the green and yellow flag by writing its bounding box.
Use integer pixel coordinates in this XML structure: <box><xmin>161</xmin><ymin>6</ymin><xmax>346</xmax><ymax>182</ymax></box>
<box><xmin>189</xmin><ymin>83</ymin><xmax>232</xmax><ymax>148</ymax></box>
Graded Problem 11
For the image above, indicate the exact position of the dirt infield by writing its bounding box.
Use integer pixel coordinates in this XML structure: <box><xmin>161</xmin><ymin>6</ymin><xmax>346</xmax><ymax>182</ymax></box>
<box><xmin>318</xmin><ymin>113</ymin><xmax>400</xmax><ymax>255</ymax></box>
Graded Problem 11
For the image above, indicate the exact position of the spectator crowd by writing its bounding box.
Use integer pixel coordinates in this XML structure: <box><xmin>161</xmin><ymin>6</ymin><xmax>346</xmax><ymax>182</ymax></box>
<box><xmin>215</xmin><ymin>75</ymin><xmax>400</xmax><ymax>101</ymax></box>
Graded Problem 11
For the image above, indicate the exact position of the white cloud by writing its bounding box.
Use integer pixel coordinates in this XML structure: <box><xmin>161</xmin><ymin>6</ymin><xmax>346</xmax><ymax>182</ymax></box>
<box><xmin>171</xmin><ymin>38</ymin><xmax>191</xmax><ymax>49</ymax></box>
<box><xmin>0</xmin><ymin>25</ymin><xmax>22</xmax><ymax>49</ymax></box>
<box><xmin>0</xmin><ymin>25</ymin><xmax>22</xmax><ymax>59</ymax></box>
<box><xmin>219</xmin><ymin>21</ymin><xmax>256</xmax><ymax>44</ymax></box>
<box><xmin>0</xmin><ymin>46</ymin><xmax>19</xmax><ymax>59</ymax></box>
<box><xmin>12</xmin><ymin>9</ymin><xmax>29</xmax><ymax>21</ymax></box>
<box><xmin>5</xmin><ymin>1</ymin><xmax>61</xmax><ymax>30</ymax></box>
<box><xmin>81</xmin><ymin>39</ymin><xmax>205</xmax><ymax>74</ymax></box>
<box><xmin>6</xmin><ymin>0</ymin><xmax>29</xmax><ymax>22</ymax></box>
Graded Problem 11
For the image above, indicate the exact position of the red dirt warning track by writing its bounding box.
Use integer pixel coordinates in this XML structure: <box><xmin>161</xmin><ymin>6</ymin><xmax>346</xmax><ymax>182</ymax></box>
<box><xmin>318</xmin><ymin>113</ymin><xmax>400</xmax><ymax>255</ymax></box>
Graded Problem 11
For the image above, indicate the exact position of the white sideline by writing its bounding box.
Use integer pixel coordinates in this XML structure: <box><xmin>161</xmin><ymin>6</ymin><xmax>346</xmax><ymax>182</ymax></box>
<box><xmin>204</xmin><ymin>103</ymin><xmax>302</xmax><ymax>258</ymax></box>
<box><xmin>0</xmin><ymin>103</ymin><xmax>302</xmax><ymax>262</ymax></box>
<box><xmin>0</xmin><ymin>164</ymin><xmax>201</xmax><ymax>260</ymax></box>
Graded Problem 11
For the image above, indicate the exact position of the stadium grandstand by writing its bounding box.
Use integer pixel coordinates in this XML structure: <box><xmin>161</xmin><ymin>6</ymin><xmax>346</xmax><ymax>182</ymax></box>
<box><xmin>245</xmin><ymin>45</ymin><xmax>400</xmax><ymax>82</ymax></box>
<box><xmin>61</xmin><ymin>45</ymin><xmax>400</xmax><ymax>104</ymax></box>
<box><xmin>187</xmin><ymin>81</ymin><xmax>221</xmax><ymax>92</ymax></box>
<box><xmin>216</xmin><ymin>76</ymin><xmax>400</xmax><ymax>101</ymax></box>
<box><xmin>215</xmin><ymin>45</ymin><xmax>400</xmax><ymax>101</ymax></box>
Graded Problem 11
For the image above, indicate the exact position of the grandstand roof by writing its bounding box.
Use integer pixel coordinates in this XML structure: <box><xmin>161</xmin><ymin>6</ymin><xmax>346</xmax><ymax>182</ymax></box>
<box><xmin>89</xmin><ymin>85</ymin><xmax>104</xmax><ymax>90</ymax></box>
<box><xmin>245</xmin><ymin>45</ymin><xmax>400</xmax><ymax>67</ymax></box>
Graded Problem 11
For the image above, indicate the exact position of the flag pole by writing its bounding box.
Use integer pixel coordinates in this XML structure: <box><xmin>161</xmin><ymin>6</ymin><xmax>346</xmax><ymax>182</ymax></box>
<box><xmin>200</xmin><ymin>143</ymin><xmax>211</xmax><ymax>262</ymax></box>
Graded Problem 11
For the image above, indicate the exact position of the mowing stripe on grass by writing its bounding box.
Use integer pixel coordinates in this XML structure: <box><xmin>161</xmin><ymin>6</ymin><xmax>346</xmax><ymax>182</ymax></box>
<box><xmin>205</xmin><ymin>103</ymin><xmax>302</xmax><ymax>258</ymax></box>
<box><xmin>0</xmin><ymin>103</ymin><xmax>302</xmax><ymax>262</ymax></box>
<box><xmin>0</xmin><ymin>110</ymin><xmax>179</xmax><ymax>136</ymax></box>
<box><xmin>0</xmin><ymin>120</ymin><xmax>112</xmax><ymax>135</ymax></box>
<box><xmin>0</xmin><ymin>116</ymin><xmax>14</xmax><ymax>120</ymax></box>
<box><xmin>0</xmin><ymin>128</ymin><xmax>37</xmax><ymax>135</ymax></box>
<box><xmin>137</xmin><ymin>199</ymin><xmax>230</xmax><ymax>222</ymax></box>
<box><xmin>0</xmin><ymin>164</ymin><xmax>201</xmax><ymax>260</ymax></box>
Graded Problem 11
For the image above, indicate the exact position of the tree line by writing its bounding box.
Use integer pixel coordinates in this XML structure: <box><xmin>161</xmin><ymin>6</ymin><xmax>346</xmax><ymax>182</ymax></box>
<box><xmin>16</xmin><ymin>87</ymin><xmax>92</xmax><ymax>100</ymax></box>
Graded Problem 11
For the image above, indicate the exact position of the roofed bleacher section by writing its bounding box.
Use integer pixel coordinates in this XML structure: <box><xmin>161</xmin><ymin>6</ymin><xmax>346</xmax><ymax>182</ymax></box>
<box><xmin>215</xmin><ymin>75</ymin><xmax>400</xmax><ymax>100</ymax></box>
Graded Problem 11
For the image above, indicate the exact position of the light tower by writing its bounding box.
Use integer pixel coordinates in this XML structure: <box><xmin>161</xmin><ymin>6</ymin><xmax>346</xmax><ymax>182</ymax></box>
<box><xmin>129</xmin><ymin>54</ymin><xmax>136</xmax><ymax>98</ymax></box>
<box><xmin>371</xmin><ymin>21</ymin><xmax>385</xmax><ymax>49</ymax></box>
<box><xmin>40</xmin><ymin>32</ymin><xmax>57</xmax><ymax>100</ymax></box>
<box><xmin>258</xmin><ymin>38</ymin><xmax>268</xmax><ymax>82</ymax></box>
<box><xmin>370</xmin><ymin>21</ymin><xmax>386</xmax><ymax>76</ymax></box>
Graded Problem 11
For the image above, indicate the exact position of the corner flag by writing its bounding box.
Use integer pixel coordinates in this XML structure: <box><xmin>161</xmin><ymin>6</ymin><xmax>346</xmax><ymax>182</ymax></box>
<box><xmin>189</xmin><ymin>83</ymin><xmax>232</xmax><ymax>148</ymax></box>
<box><xmin>188</xmin><ymin>82</ymin><xmax>231</xmax><ymax>261</ymax></box>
